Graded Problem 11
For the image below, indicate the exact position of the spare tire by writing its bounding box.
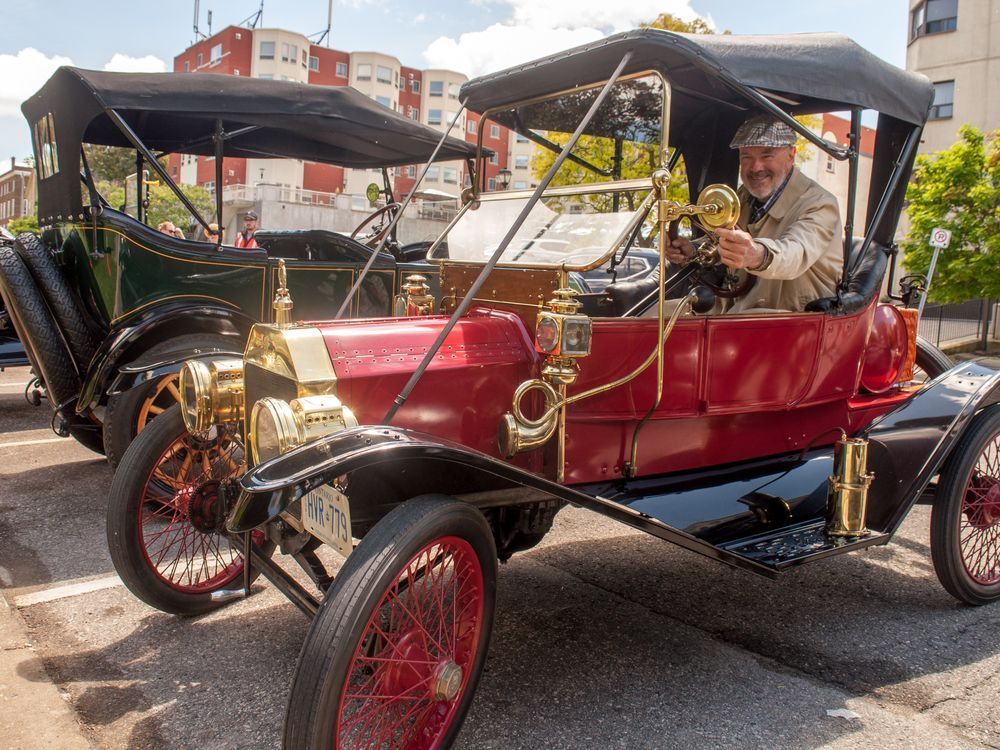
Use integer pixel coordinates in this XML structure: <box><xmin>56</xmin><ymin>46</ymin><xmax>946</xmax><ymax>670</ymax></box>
<box><xmin>13</xmin><ymin>232</ymin><xmax>100</xmax><ymax>373</ymax></box>
<box><xmin>0</xmin><ymin>246</ymin><xmax>79</xmax><ymax>407</ymax></box>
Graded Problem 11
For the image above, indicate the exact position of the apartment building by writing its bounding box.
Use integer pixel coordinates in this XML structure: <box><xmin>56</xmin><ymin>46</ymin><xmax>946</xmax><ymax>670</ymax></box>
<box><xmin>0</xmin><ymin>159</ymin><xmax>35</xmax><ymax>228</ymax></box>
<box><xmin>906</xmin><ymin>0</ymin><xmax>1000</xmax><ymax>153</ymax></box>
<box><xmin>170</xmin><ymin>26</ymin><xmax>512</xmax><ymax>203</ymax></box>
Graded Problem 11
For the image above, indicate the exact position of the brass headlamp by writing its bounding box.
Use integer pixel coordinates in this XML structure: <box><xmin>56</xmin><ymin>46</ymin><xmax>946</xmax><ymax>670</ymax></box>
<box><xmin>249</xmin><ymin>394</ymin><xmax>358</xmax><ymax>465</ymax></box>
<box><xmin>534</xmin><ymin>287</ymin><xmax>591</xmax><ymax>386</ymax></box>
<box><xmin>179</xmin><ymin>358</ymin><xmax>245</xmax><ymax>437</ymax></box>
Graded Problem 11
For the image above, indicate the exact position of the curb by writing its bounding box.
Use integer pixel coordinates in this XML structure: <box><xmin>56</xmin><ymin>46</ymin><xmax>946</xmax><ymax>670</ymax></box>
<box><xmin>0</xmin><ymin>590</ymin><xmax>93</xmax><ymax>749</ymax></box>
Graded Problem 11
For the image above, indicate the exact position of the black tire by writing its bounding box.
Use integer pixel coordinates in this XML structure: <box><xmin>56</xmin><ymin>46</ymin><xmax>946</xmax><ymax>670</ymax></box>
<box><xmin>914</xmin><ymin>336</ymin><xmax>952</xmax><ymax>382</ymax></box>
<box><xmin>284</xmin><ymin>494</ymin><xmax>497</xmax><ymax>750</ymax></box>
<box><xmin>0</xmin><ymin>246</ymin><xmax>79</xmax><ymax>406</ymax></box>
<box><xmin>931</xmin><ymin>405</ymin><xmax>1000</xmax><ymax>605</ymax></box>
<box><xmin>13</xmin><ymin>232</ymin><xmax>99</xmax><ymax>372</ymax></box>
<box><xmin>107</xmin><ymin>405</ymin><xmax>269</xmax><ymax>616</ymax></box>
<box><xmin>103</xmin><ymin>334</ymin><xmax>241</xmax><ymax>471</ymax></box>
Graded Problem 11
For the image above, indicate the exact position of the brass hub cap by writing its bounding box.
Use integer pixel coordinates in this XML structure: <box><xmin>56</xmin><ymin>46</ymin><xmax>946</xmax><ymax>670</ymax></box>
<box><xmin>432</xmin><ymin>660</ymin><xmax>463</xmax><ymax>702</ymax></box>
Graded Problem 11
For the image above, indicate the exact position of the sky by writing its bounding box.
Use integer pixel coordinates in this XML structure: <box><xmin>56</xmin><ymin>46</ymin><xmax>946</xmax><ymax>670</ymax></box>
<box><xmin>0</xmin><ymin>0</ymin><xmax>909</xmax><ymax>163</ymax></box>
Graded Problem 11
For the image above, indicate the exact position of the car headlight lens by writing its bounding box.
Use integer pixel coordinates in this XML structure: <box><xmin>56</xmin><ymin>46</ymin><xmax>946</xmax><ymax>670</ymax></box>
<box><xmin>179</xmin><ymin>360</ymin><xmax>212</xmax><ymax>435</ymax></box>
<box><xmin>535</xmin><ymin>314</ymin><xmax>560</xmax><ymax>354</ymax></box>
<box><xmin>249</xmin><ymin>395</ymin><xmax>358</xmax><ymax>466</ymax></box>
<box><xmin>179</xmin><ymin>358</ymin><xmax>245</xmax><ymax>437</ymax></box>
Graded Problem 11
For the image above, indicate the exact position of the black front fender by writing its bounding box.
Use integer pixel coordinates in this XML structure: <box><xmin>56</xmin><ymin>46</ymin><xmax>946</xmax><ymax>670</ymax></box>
<box><xmin>77</xmin><ymin>301</ymin><xmax>252</xmax><ymax>412</ymax></box>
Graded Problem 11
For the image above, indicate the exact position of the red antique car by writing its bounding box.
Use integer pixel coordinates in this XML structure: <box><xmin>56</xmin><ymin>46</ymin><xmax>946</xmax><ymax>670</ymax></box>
<box><xmin>107</xmin><ymin>30</ymin><xmax>996</xmax><ymax>749</ymax></box>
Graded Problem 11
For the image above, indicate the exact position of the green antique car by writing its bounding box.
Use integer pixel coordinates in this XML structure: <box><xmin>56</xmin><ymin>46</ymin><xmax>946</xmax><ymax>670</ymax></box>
<box><xmin>0</xmin><ymin>67</ymin><xmax>476</xmax><ymax>465</ymax></box>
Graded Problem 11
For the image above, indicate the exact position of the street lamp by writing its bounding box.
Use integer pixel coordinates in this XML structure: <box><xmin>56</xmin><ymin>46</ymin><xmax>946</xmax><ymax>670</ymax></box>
<box><xmin>497</xmin><ymin>168</ymin><xmax>512</xmax><ymax>190</ymax></box>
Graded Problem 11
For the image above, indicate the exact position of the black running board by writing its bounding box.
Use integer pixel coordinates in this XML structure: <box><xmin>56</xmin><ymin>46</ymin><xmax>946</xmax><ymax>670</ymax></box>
<box><xmin>721</xmin><ymin>520</ymin><xmax>890</xmax><ymax>570</ymax></box>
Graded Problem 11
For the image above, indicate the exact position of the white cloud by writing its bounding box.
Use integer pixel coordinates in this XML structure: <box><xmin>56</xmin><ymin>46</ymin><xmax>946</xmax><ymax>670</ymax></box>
<box><xmin>422</xmin><ymin>0</ymin><xmax>710</xmax><ymax>77</ymax></box>
<box><xmin>102</xmin><ymin>54</ymin><xmax>167</xmax><ymax>73</ymax></box>
<box><xmin>414</xmin><ymin>12</ymin><xmax>426</xmax><ymax>23</ymax></box>
<box><xmin>0</xmin><ymin>48</ymin><xmax>73</xmax><ymax>117</ymax></box>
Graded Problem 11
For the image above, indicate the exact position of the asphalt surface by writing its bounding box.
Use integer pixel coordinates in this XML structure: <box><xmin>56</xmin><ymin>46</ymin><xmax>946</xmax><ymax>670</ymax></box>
<box><xmin>1</xmin><ymin>363</ymin><xmax>999</xmax><ymax>750</ymax></box>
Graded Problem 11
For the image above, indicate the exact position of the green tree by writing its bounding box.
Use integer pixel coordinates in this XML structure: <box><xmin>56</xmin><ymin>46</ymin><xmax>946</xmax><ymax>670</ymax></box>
<box><xmin>901</xmin><ymin>126</ymin><xmax>1000</xmax><ymax>303</ymax></box>
<box><xmin>640</xmin><ymin>11</ymin><xmax>718</xmax><ymax>34</ymax></box>
<box><xmin>107</xmin><ymin>182</ymin><xmax>215</xmax><ymax>237</ymax></box>
<box><xmin>7</xmin><ymin>215</ymin><xmax>39</xmax><ymax>235</ymax></box>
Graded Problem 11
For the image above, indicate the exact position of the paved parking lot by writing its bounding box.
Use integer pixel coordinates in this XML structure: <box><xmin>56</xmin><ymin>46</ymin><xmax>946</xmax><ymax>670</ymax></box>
<box><xmin>1</xmin><ymin>363</ymin><xmax>998</xmax><ymax>749</ymax></box>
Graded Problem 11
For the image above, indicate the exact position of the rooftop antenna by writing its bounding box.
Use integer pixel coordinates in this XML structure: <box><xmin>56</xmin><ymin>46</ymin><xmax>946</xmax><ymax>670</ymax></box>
<box><xmin>240</xmin><ymin>0</ymin><xmax>264</xmax><ymax>29</ymax></box>
<box><xmin>207</xmin><ymin>9</ymin><xmax>213</xmax><ymax>36</ymax></box>
<box><xmin>192</xmin><ymin>0</ymin><xmax>204</xmax><ymax>40</ymax></box>
<box><xmin>312</xmin><ymin>0</ymin><xmax>333</xmax><ymax>46</ymax></box>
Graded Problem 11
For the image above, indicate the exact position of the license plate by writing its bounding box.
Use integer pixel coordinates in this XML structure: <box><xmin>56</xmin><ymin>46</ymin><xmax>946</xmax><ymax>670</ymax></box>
<box><xmin>301</xmin><ymin>484</ymin><xmax>353</xmax><ymax>558</ymax></box>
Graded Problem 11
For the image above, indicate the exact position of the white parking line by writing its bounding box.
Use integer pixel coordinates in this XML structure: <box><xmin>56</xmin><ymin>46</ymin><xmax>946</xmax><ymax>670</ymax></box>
<box><xmin>0</xmin><ymin>437</ymin><xmax>67</xmax><ymax>449</ymax></box>
<box><xmin>13</xmin><ymin>575</ymin><xmax>123</xmax><ymax>607</ymax></box>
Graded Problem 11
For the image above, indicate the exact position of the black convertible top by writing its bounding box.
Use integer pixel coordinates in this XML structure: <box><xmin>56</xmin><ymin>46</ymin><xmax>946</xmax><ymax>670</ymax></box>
<box><xmin>461</xmin><ymin>30</ymin><xmax>934</xmax><ymax>128</ymax></box>
<box><xmin>23</xmin><ymin>67</ymin><xmax>477</xmax><ymax>220</ymax></box>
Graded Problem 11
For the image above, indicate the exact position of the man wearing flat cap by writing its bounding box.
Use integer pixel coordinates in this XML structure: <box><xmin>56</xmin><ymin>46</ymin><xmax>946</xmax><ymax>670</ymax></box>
<box><xmin>235</xmin><ymin>210</ymin><xmax>260</xmax><ymax>249</ymax></box>
<box><xmin>667</xmin><ymin>115</ymin><xmax>842</xmax><ymax>312</ymax></box>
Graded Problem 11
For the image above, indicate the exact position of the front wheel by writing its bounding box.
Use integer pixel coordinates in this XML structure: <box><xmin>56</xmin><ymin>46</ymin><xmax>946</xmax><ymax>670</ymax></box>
<box><xmin>284</xmin><ymin>494</ymin><xmax>497</xmax><ymax>750</ymax></box>
<box><xmin>931</xmin><ymin>406</ymin><xmax>1000</xmax><ymax>605</ymax></box>
<box><xmin>106</xmin><ymin>405</ymin><xmax>267</xmax><ymax>616</ymax></box>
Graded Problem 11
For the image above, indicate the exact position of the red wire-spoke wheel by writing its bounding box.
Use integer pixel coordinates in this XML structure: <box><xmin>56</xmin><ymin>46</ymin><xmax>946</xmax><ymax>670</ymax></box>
<box><xmin>284</xmin><ymin>495</ymin><xmax>497</xmax><ymax>750</ymax></box>
<box><xmin>106</xmin><ymin>405</ymin><xmax>272</xmax><ymax>616</ymax></box>
<box><xmin>931</xmin><ymin>406</ymin><xmax>1000</xmax><ymax>605</ymax></box>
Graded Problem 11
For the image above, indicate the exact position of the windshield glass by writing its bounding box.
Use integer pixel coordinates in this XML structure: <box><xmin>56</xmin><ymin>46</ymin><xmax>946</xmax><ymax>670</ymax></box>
<box><xmin>434</xmin><ymin>188</ymin><xmax>655</xmax><ymax>267</ymax></box>
<box><xmin>483</xmin><ymin>73</ymin><xmax>665</xmax><ymax>192</ymax></box>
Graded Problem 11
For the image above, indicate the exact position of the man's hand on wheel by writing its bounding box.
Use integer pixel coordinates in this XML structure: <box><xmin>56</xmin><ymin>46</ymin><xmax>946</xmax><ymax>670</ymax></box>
<box><xmin>666</xmin><ymin>237</ymin><xmax>694</xmax><ymax>267</ymax></box>
<box><xmin>716</xmin><ymin>227</ymin><xmax>765</xmax><ymax>270</ymax></box>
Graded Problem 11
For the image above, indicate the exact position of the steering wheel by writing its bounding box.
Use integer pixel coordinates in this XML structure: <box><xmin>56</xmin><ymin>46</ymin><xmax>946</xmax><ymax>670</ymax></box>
<box><xmin>668</xmin><ymin>218</ymin><xmax>754</xmax><ymax>300</ymax></box>
<box><xmin>350</xmin><ymin>203</ymin><xmax>401</xmax><ymax>248</ymax></box>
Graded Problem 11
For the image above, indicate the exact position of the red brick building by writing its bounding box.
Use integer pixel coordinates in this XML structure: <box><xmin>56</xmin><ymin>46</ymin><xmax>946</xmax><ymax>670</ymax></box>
<box><xmin>0</xmin><ymin>159</ymin><xmax>35</xmax><ymax>228</ymax></box>
<box><xmin>169</xmin><ymin>26</ymin><xmax>510</xmax><ymax>201</ymax></box>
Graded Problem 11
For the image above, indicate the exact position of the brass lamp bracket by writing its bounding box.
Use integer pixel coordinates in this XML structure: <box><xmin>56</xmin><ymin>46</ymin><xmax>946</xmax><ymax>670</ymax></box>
<box><xmin>395</xmin><ymin>273</ymin><xmax>435</xmax><ymax>316</ymax></box>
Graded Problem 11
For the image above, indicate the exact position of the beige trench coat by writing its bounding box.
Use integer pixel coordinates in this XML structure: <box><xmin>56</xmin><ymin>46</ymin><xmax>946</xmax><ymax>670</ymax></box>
<box><xmin>724</xmin><ymin>168</ymin><xmax>843</xmax><ymax>313</ymax></box>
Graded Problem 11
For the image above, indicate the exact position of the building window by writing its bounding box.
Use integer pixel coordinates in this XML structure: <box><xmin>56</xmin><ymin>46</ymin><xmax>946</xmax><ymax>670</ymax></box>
<box><xmin>309</xmin><ymin>56</ymin><xmax>319</xmax><ymax>71</ymax></box>
<box><xmin>375</xmin><ymin>95</ymin><xmax>392</xmax><ymax>108</ymax></box>
<box><xmin>259</xmin><ymin>73</ymin><xmax>273</xmax><ymax>80</ymax></box>
<box><xmin>446</xmin><ymin>111</ymin><xmax>459</xmax><ymax>125</ymax></box>
<box><xmin>203</xmin><ymin>180</ymin><xmax>215</xmax><ymax>193</ymax></box>
<box><xmin>489</xmin><ymin>153</ymin><xmax>498</xmax><ymax>165</ymax></box>
<box><xmin>376</xmin><ymin>65</ymin><xmax>393</xmax><ymax>84</ymax></box>
<box><xmin>426</xmin><ymin>166</ymin><xmax>439</xmax><ymax>181</ymax></box>
<box><xmin>429</xmin><ymin>80</ymin><xmax>443</xmax><ymax>97</ymax></box>
<box><xmin>399</xmin><ymin>75</ymin><xmax>406</xmax><ymax>90</ymax></box>
<box><xmin>356</xmin><ymin>63</ymin><xmax>372</xmax><ymax>81</ymax></box>
<box><xmin>448</xmin><ymin>82</ymin><xmax>460</xmax><ymax>99</ymax></box>
<box><xmin>183</xmin><ymin>61</ymin><xmax>190</xmax><ymax>72</ymax></box>
<box><xmin>302</xmin><ymin>49</ymin><xmax>308</xmax><ymax>67</ymax></box>
<box><xmin>260</xmin><ymin>41</ymin><xmax>275</xmax><ymax>60</ymax></box>
<box><xmin>911</xmin><ymin>0</ymin><xmax>957</xmax><ymax>40</ymax></box>
<box><xmin>234</xmin><ymin>68</ymin><xmax>240</xmax><ymax>75</ymax></box>
<box><xmin>407</xmin><ymin>106</ymin><xmax>419</xmax><ymax>120</ymax></box>
<box><xmin>825</xmin><ymin>154</ymin><xmax>835</xmax><ymax>173</ymax></box>
<box><xmin>513</xmin><ymin>181</ymin><xmax>527</xmax><ymax>190</ymax></box>
<box><xmin>336</xmin><ymin>61</ymin><xmax>348</xmax><ymax>77</ymax></box>
<box><xmin>428</xmin><ymin>109</ymin><xmax>442</xmax><ymax>125</ymax></box>
<box><xmin>411</xmin><ymin>79</ymin><xmax>420</xmax><ymax>94</ymax></box>
<box><xmin>516</xmin><ymin>134</ymin><xmax>529</xmax><ymax>143</ymax></box>
<box><xmin>490</xmin><ymin>124</ymin><xmax>500</xmax><ymax>139</ymax></box>
<box><xmin>515</xmin><ymin>155</ymin><xmax>529</xmax><ymax>169</ymax></box>
<box><xmin>443</xmin><ymin>167</ymin><xmax>458</xmax><ymax>184</ymax></box>
<box><xmin>467</xmin><ymin>120</ymin><xmax>477</xmax><ymax>135</ymax></box>
<box><xmin>407</xmin><ymin>165</ymin><xmax>416</xmax><ymax>177</ymax></box>
<box><xmin>210</xmin><ymin>44</ymin><xmax>222</xmax><ymax>63</ymax></box>
<box><xmin>197</xmin><ymin>53</ymin><xmax>203</xmax><ymax>67</ymax></box>
<box><xmin>488</xmin><ymin>177</ymin><xmax>497</xmax><ymax>191</ymax></box>
<box><xmin>929</xmin><ymin>80</ymin><xmax>955</xmax><ymax>119</ymax></box>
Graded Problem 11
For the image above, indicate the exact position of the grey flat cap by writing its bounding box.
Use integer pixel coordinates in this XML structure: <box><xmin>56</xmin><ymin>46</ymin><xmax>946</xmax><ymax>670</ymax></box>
<box><xmin>730</xmin><ymin>115</ymin><xmax>797</xmax><ymax>149</ymax></box>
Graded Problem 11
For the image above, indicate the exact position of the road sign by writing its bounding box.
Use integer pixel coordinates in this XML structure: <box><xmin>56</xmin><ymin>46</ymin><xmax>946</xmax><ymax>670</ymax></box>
<box><xmin>930</xmin><ymin>227</ymin><xmax>952</xmax><ymax>248</ymax></box>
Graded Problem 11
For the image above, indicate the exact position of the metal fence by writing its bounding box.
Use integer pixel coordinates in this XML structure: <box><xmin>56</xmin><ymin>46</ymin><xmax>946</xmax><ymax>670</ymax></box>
<box><xmin>918</xmin><ymin>299</ymin><xmax>998</xmax><ymax>348</ymax></box>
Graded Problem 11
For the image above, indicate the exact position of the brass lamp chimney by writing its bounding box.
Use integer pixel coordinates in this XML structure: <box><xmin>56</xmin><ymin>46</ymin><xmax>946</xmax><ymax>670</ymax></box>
<box><xmin>826</xmin><ymin>435</ymin><xmax>874</xmax><ymax>537</ymax></box>
<box><xmin>395</xmin><ymin>274</ymin><xmax>435</xmax><ymax>317</ymax></box>
<box><xmin>273</xmin><ymin>259</ymin><xmax>294</xmax><ymax>328</ymax></box>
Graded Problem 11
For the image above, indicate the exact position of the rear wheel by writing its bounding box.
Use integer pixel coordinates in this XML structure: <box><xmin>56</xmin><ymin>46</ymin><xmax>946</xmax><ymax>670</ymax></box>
<box><xmin>931</xmin><ymin>406</ymin><xmax>1000</xmax><ymax>605</ymax></box>
<box><xmin>106</xmin><ymin>405</ymin><xmax>267</xmax><ymax>615</ymax></box>
<box><xmin>912</xmin><ymin>336</ymin><xmax>952</xmax><ymax>384</ymax></box>
<box><xmin>283</xmin><ymin>495</ymin><xmax>497</xmax><ymax>750</ymax></box>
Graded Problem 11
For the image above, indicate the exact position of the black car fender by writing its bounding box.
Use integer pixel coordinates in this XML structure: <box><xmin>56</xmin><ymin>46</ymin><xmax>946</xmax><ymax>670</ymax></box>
<box><xmin>77</xmin><ymin>300</ymin><xmax>253</xmax><ymax>413</ymax></box>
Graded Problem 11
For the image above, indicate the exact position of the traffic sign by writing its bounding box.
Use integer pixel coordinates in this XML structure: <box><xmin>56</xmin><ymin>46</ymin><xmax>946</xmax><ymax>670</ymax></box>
<box><xmin>929</xmin><ymin>227</ymin><xmax>952</xmax><ymax>248</ymax></box>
